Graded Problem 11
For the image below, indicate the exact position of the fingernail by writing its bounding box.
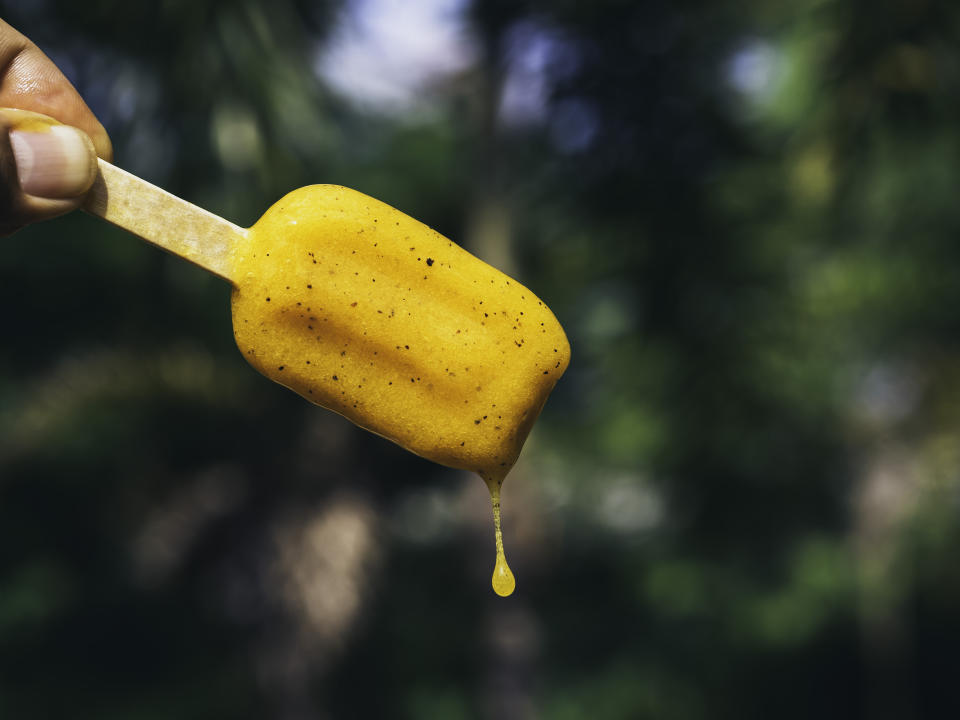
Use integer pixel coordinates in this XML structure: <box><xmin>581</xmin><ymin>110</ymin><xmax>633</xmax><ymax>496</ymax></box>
<box><xmin>10</xmin><ymin>125</ymin><xmax>96</xmax><ymax>198</ymax></box>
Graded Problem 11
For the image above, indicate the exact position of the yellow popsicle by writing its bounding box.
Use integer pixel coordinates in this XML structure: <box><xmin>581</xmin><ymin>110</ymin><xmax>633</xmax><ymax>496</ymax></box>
<box><xmin>79</xmin><ymin>153</ymin><xmax>570</xmax><ymax>597</ymax></box>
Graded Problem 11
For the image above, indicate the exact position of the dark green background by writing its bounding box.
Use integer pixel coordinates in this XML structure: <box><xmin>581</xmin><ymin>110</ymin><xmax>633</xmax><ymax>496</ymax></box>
<box><xmin>2</xmin><ymin>0</ymin><xmax>960</xmax><ymax>717</ymax></box>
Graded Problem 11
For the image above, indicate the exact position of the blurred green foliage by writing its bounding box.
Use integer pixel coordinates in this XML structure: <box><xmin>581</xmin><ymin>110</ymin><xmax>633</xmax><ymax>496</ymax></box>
<box><xmin>2</xmin><ymin>0</ymin><xmax>960</xmax><ymax>717</ymax></box>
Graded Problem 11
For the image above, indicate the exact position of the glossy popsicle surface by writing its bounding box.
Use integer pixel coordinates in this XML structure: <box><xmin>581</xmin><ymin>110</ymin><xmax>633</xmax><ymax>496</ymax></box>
<box><xmin>230</xmin><ymin>185</ymin><xmax>570</xmax><ymax>481</ymax></box>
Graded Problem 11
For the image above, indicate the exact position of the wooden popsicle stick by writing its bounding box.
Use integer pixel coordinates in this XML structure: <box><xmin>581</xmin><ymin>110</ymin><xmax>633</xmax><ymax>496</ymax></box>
<box><xmin>82</xmin><ymin>158</ymin><xmax>247</xmax><ymax>283</ymax></box>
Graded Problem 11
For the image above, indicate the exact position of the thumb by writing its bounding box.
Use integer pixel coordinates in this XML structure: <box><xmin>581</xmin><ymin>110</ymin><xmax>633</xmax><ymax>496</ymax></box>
<box><xmin>0</xmin><ymin>108</ymin><xmax>98</xmax><ymax>236</ymax></box>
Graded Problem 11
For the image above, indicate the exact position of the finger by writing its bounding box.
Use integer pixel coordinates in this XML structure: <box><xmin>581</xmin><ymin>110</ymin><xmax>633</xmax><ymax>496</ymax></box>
<box><xmin>0</xmin><ymin>108</ymin><xmax>98</xmax><ymax>236</ymax></box>
<box><xmin>0</xmin><ymin>19</ymin><xmax>112</xmax><ymax>161</ymax></box>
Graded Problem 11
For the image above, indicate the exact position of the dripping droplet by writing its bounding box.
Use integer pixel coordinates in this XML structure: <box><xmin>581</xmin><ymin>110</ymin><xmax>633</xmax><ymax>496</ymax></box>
<box><xmin>484</xmin><ymin>473</ymin><xmax>515</xmax><ymax>597</ymax></box>
<box><xmin>492</xmin><ymin>550</ymin><xmax>515</xmax><ymax>598</ymax></box>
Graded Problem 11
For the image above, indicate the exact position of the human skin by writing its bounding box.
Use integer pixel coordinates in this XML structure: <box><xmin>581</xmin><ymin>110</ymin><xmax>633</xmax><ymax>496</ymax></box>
<box><xmin>0</xmin><ymin>18</ymin><xmax>112</xmax><ymax>236</ymax></box>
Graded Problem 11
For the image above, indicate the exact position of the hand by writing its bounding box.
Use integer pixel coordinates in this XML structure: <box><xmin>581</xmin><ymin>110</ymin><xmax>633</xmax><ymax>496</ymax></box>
<box><xmin>0</xmin><ymin>18</ymin><xmax>112</xmax><ymax>236</ymax></box>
